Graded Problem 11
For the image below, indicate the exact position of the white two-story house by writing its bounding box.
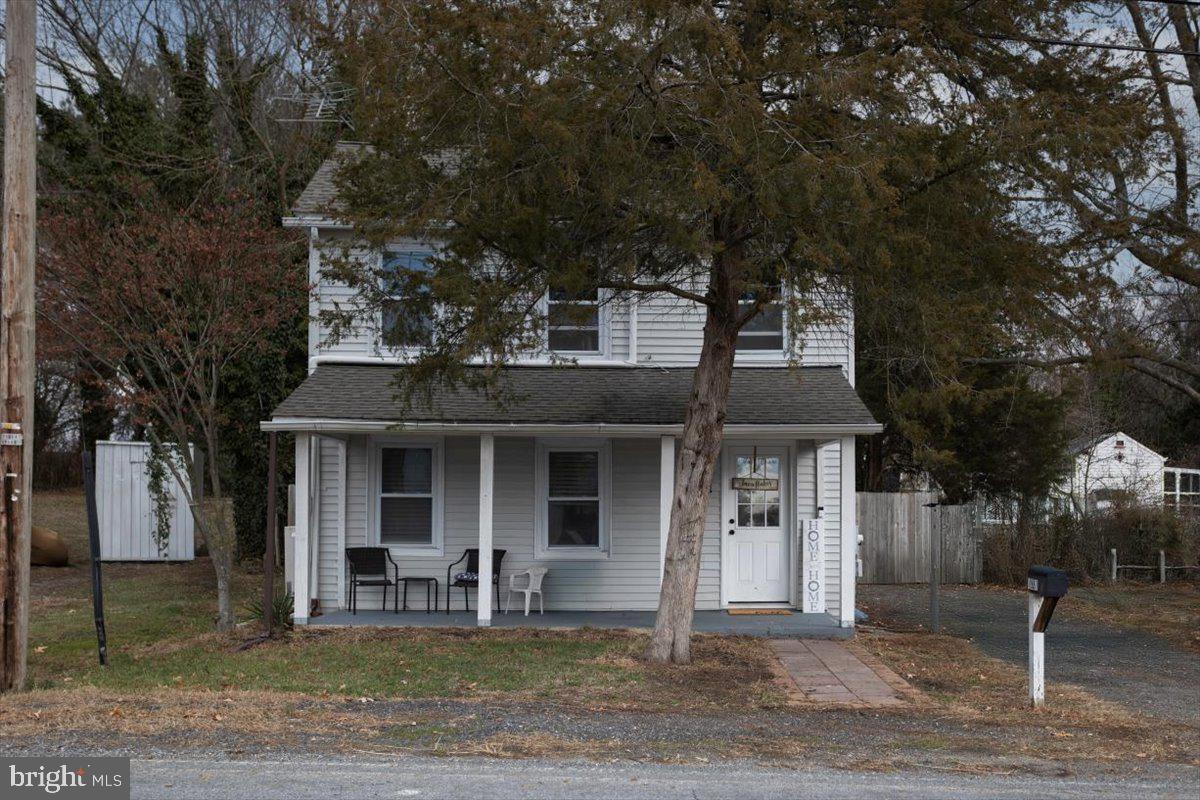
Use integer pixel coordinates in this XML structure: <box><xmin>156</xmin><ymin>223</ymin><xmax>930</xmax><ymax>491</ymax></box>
<box><xmin>267</xmin><ymin>143</ymin><xmax>881</xmax><ymax>632</ymax></box>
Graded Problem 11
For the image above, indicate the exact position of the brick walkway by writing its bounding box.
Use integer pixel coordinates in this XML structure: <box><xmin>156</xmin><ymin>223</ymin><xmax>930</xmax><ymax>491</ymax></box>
<box><xmin>769</xmin><ymin>639</ymin><xmax>913</xmax><ymax>707</ymax></box>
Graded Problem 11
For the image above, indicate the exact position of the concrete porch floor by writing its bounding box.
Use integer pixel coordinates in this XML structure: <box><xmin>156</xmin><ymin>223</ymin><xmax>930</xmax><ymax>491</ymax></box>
<box><xmin>307</xmin><ymin>608</ymin><xmax>851</xmax><ymax>639</ymax></box>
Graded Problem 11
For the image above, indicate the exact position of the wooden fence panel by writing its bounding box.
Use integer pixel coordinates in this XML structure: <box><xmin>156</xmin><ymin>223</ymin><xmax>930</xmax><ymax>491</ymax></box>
<box><xmin>858</xmin><ymin>492</ymin><xmax>981</xmax><ymax>584</ymax></box>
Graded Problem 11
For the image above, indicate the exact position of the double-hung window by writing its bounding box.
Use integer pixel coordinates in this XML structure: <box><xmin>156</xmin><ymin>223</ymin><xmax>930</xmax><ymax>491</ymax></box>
<box><xmin>381</xmin><ymin>251</ymin><xmax>435</xmax><ymax>350</ymax></box>
<box><xmin>736</xmin><ymin>288</ymin><xmax>785</xmax><ymax>352</ymax></box>
<box><xmin>547</xmin><ymin>287</ymin><xmax>603</xmax><ymax>354</ymax></box>
<box><xmin>375</xmin><ymin>441</ymin><xmax>442</xmax><ymax>552</ymax></box>
<box><xmin>536</xmin><ymin>441</ymin><xmax>610</xmax><ymax>558</ymax></box>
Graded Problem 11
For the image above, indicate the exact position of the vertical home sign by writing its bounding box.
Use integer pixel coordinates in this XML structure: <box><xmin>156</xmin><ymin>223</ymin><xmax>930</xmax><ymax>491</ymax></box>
<box><xmin>802</xmin><ymin>516</ymin><xmax>825</xmax><ymax>613</ymax></box>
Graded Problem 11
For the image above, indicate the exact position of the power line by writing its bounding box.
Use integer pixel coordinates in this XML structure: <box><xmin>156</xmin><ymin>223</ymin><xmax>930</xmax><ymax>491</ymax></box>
<box><xmin>972</xmin><ymin>30</ymin><xmax>1200</xmax><ymax>57</ymax></box>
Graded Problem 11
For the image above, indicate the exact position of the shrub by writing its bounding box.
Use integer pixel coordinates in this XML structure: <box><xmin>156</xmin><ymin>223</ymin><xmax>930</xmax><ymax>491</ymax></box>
<box><xmin>983</xmin><ymin>507</ymin><xmax>1198</xmax><ymax>586</ymax></box>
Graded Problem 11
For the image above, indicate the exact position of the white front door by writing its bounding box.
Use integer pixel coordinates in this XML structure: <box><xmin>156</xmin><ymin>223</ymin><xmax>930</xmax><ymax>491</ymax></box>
<box><xmin>724</xmin><ymin>446</ymin><xmax>790</xmax><ymax>603</ymax></box>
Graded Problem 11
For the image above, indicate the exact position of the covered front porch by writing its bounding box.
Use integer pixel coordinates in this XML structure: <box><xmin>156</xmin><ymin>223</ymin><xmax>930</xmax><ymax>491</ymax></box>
<box><xmin>309</xmin><ymin>608</ymin><xmax>851</xmax><ymax>639</ymax></box>
<box><xmin>265</xmin><ymin>364</ymin><xmax>881</xmax><ymax>633</ymax></box>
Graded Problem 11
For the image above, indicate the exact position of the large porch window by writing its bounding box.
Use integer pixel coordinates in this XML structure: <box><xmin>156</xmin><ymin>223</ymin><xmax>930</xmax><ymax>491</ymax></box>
<box><xmin>535</xmin><ymin>440</ymin><xmax>610</xmax><ymax>558</ymax></box>
<box><xmin>372</xmin><ymin>439</ymin><xmax>443</xmax><ymax>553</ymax></box>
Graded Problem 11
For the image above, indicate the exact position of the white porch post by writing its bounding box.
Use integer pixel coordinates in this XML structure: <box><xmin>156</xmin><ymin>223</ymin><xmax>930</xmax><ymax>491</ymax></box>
<box><xmin>839</xmin><ymin>435</ymin><xmax>857</xmax><ymax>627</ymax></box>
<box><xmin>478</xmin><ymin>433</ymin><xmax>495</xmax><ymax>627</ymax></box>
<box><xmin>335</xmin><ymin>438</ymin><xmax>348</xmax><ymax>609</ymax></box>
<box><xmin>659</xmin><ymin>435</ymin><xmax>675</xmax><ymax>585</ymax></box>
<box><xmin>293</xmin><ymin>432</ymin><xmax>312</xmax><ymax>625</ymax></box>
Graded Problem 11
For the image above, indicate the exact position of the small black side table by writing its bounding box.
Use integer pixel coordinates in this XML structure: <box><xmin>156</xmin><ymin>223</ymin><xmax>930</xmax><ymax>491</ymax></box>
<box><xmin>399</xmin><ymin>577</ymin><xmax>439</xmax><ymax>613</ymax></box>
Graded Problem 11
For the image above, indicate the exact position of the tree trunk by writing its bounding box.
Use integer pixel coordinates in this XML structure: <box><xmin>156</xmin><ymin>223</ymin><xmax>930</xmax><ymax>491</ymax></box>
<box><xmin>646</xmin><ymin>285</ymin><xmax>740</xmax><ymax>664</ymax></box>
<box><xmin>198</xmin><ymin>496</ymin><xmax>237</xmax><ymax>632</ymax></box>
<box><xmin>212</xmin><ymin>534</ymin><xmax>235</xmax><ymax>632</ymax></box>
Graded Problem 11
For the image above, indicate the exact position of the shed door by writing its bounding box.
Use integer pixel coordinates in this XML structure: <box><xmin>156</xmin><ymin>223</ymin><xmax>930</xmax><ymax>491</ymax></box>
<box><xmin>724</xmin><ymin>446</ymin><xmax>789</xmax><ymax>603</ymax></box>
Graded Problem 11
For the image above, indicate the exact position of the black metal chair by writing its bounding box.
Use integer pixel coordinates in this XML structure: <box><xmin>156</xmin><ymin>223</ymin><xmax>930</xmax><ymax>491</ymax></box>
<box><xmin>446</xmin><ymin>548</ymin><xmax>506</xmax><ymax>613</ymax></box>
<box><xmin>345</xmin><ymin>547</ymin><xmax>399</xmax><ymax>614</ymax></box>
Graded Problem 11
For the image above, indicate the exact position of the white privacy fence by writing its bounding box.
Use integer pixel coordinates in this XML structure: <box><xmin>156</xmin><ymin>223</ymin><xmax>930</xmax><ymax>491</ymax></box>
<box><xmin>95</xmin><ymin>441</ymin><xmax>195</xmax><ymax>561</ymax></box>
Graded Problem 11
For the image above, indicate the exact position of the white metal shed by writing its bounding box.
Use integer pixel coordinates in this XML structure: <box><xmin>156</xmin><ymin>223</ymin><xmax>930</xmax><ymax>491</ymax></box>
<box><xmin>95</xmin><ymin>440</ymin><xmax>196</xmax><ymax>561</ymax></box>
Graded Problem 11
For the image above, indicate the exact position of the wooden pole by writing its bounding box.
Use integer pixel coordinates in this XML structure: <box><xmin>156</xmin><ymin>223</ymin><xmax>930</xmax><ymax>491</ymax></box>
<box><xmin>81</xmin><ymin>452</ymin><xmax>107</xmax><ymax>665</ymax></box>
<box><xmin>262</xmin><ymin>432</ymin><xmax>278</xmax><ymax>633</ymax></box>
<box><xmin>0</xmin><ymin>0</ymin><xmax>37</xmax><ymax>693</ymax></box>
<box><xmin>927</xmin><ymin>502</ymin><xmax>940</xmax><ymax>634</ymax></box>
<box><xmin>1028</xmin><ymin>593</ymin><xmax>1045</xmax><ymax>708</ymax></box>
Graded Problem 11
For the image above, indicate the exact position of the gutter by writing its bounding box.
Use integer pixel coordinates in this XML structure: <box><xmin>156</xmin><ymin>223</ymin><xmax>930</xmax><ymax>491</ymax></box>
<box><xmin>260</xmin><ymin>417</ymin><xmax>884</xmax><ymax>437</ymax></box>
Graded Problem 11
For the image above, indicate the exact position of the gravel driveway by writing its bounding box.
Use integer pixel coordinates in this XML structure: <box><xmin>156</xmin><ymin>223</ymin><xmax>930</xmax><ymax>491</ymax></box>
<box><xmin>858</xmin><ymin>585</ymin><xmax>1200</xmax><ymax>726</ymax></box>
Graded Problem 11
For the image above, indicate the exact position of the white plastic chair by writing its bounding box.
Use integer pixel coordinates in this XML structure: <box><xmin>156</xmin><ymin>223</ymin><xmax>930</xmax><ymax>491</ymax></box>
<box><xmin>504</xmin><ymin>567</ymin><xmax>548</xmax><ymax>615</ymax></box>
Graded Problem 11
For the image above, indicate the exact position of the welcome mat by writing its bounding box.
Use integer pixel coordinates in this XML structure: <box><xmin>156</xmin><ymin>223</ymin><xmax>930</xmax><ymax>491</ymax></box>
<box><xmin>727</xmin><ymin>608</ymin><xmax>793</xmax><ymax>616</ymax></box>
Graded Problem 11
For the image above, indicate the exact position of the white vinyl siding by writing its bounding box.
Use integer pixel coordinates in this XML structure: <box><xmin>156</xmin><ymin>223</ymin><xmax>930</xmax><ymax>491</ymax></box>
<box><xmin>634</xmin><ymin>289</ymin><xmax>852</xmax><ymax>372</ymax></box>
<box><xmin>315</xmin><ymin>436</ymin><xmax>733</xmax><ymax>611</ymax></box>
<box><xmin>308</xmin><ymin>233</ymin><xmax>848</xmax><ymax>370</ymax></box>
<box><xmin>311</xmin><ymin>434</ymin><xmax>847</xmax><ymax>616</ymax></box>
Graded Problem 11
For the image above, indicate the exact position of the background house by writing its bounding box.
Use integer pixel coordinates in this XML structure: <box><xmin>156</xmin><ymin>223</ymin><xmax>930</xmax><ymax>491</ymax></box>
<box><xmin>1064</xmin><ymin>432</ymin><xmax>1166</xmax><ymax>513</ymax></box>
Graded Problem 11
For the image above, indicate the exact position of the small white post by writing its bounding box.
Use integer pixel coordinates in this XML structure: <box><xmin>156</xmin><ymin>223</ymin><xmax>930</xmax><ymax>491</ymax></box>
<box><xmin>1110</xmin><ymin>548</ymin><xmax>1118</xmax><ymax>583</ymax></box>
<box><xmin>1159</xmin><ymin>550</ymin><xmax>1166</xmax><ymax>584</ymax></box>
<box><xmin>659</xmin><ymin>435</ymin><xmax>675</xmax><ymax>585</ymax></box>
<box><xmin>292</xmin><ymin>433</ymin><xmax>311</xmax><ymax>626</ymax></box>
<box><xmin>1028</xmin><ymin>592</ymin><xmax>1044</xmax><ymax>708</ymax></box>
<box><xmin>477</xmin><ymin>433</ymin><xmax>494</xmax><ymax>627</ymax></box>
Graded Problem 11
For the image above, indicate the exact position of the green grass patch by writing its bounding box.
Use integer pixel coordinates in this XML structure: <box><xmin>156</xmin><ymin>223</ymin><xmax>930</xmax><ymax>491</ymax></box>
<box><xmin>26</xmin><ymin>492</ymin><xmax>774</xmax><ymax>711</ymax></box>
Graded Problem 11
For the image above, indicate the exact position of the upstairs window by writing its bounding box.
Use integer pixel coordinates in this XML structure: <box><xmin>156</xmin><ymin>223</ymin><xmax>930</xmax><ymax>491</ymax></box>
<box><xmin>381</xmin><ymin>251</ymin><xmax>434</xmax><ymax>349</ymax></box>
<box><xmin>547</xmin><ymin>287</ymin><xmax>601</xmax><ymax>353</ymax></box>
<box><xmin>736</xmin><ymin>289</ymin><xmax>784</xmax><ymax>351</ymax></box>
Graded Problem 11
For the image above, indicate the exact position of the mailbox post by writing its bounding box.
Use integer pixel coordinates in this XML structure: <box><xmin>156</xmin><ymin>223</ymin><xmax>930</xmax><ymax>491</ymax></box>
<box><xmin>1026</xmin><ymin>565</ymin><xmax>1068</xmax><ymax>708</ymax></box>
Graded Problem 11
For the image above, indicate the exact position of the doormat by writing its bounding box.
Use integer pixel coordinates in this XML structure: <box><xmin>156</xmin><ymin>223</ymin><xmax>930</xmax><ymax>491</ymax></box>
<box><xmin>728</xmin><ymin>608</ymin><xmax>793</xmax><ymax>615</ymax></box>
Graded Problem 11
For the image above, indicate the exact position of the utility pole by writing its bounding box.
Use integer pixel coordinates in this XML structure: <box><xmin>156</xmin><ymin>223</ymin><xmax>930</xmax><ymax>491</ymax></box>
<box><xmin>0</xmin><ymin>0</ymin><xmax>38</xmax><ymax>693</ymax></box>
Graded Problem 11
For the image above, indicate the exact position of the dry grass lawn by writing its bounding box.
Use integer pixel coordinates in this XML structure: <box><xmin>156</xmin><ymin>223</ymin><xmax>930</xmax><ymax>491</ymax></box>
<box><xmin>12</xmin><ymin>491</ymin><xmax>1199</xmax><ymax>771</ymax></box>
<box><xmin>858</xmin><ymin>629</ymin><xmax>1200</xmax><ymax>765</ymax></box>
<box><xmin>1066</xmin><ymin>582</ymin><xmax>1200</xmax><ymax>653</ymax></box>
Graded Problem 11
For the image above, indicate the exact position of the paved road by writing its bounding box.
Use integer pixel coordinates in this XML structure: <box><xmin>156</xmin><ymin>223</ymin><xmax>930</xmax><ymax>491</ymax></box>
<box><xmin>130</xmin><ymin>756</ymin><xmax>1199</xmax><ymax>800</ymax></box>
<box><xmin>859</xmin><ymin>585</ymin><xmax>1200</xmax><ymax>726</ymax></box>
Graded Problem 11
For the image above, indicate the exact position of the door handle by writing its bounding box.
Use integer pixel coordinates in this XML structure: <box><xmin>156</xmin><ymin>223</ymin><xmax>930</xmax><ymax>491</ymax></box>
<box><xmin>728</xmin><ymin>529</ymin><xmax>735</xmax><ymax>536</ymax></box>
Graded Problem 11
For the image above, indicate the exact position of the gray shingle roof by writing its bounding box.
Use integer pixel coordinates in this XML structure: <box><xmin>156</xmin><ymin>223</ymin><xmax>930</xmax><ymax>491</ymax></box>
<box><xmin>290</xmin><ymin>142</ymin><xmax>366</xmax><ymax>218</ymax></box>
<box><xmin>271</xmin><ymin>364</ymin><xmax>879</xmax><ymax>428</ymax></box>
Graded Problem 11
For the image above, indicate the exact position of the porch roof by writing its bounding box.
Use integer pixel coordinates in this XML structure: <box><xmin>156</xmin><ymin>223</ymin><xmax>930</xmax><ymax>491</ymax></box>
<box><xmin>265</xmin><ymin>364</ymin><xmax>880</xmax><ymax>435</ymax></box>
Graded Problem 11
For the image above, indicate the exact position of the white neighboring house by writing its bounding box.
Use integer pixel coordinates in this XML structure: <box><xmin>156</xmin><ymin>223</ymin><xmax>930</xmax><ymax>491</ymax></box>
<box><xmin>1064</xmin><ymin>432</ymin><xmax>1166</xmax><ymax>514</ymax></box>
<box><xmin>266</xmin><ymin>144</ymin><xmax>882</xmax><ymax>631</ymax></box>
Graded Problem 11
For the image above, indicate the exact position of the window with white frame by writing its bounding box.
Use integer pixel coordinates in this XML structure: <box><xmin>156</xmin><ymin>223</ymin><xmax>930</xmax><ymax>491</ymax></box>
<box><xmin>381</xmin><ymin>251</ymin><xmax>435</xmax><ymax>349</ymax></box>
<box><xmin>547</xmin><ymin>287</ymin><xmax>602</xmax><ymax>353</ymax></box>
<box><xmin>375</xmin><ymin>442</ymin><xmax>441</xmax><ymax>549</ymax></box>
<box><xmin>736</xmin><ymin>289</ymin><xmax>784</xmax><ymax>351</ymax></box>
<box><xmin>1165</xmin><ymin>469</ymin><xmax>1200</xmax><ymax>511</ymax></box>
<box><xmin>536</xmin><ymin>441</ymin><xmax>610</xmax><ymax>556</ymax></box>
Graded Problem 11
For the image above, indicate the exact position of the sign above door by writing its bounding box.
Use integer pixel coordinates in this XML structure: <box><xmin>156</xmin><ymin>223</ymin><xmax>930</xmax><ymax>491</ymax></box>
<box><xmin>731</xmin><ymin>477</ymin><xmax>779</xmax><ymax>491</ymax></box>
